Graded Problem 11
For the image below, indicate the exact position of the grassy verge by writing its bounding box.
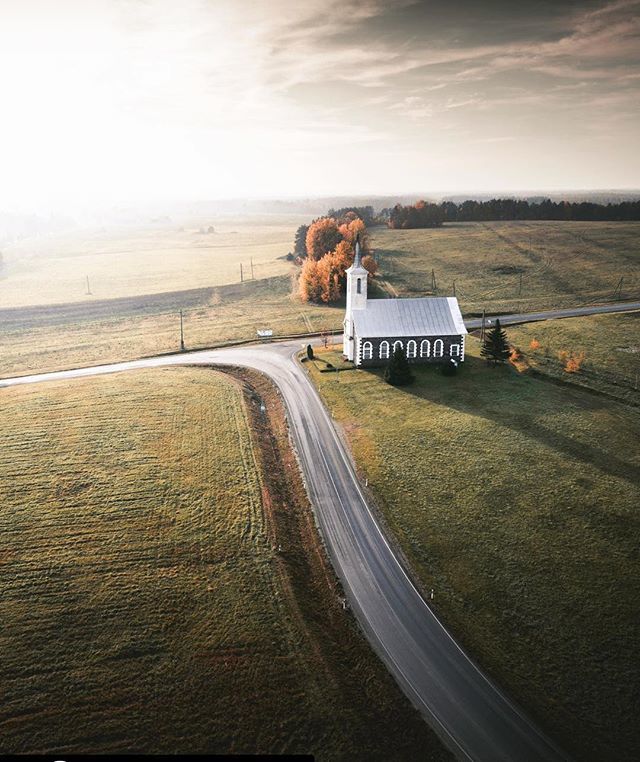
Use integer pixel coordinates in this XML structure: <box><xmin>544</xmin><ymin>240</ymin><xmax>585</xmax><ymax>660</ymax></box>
<box><xmin>306</xmin><ymin>339</ymin><xmax>640</xmax><ymax>761</ymax></box>
<box><xmin>0</xmin><ymin>367</ymin><xmax>446</xmax><ymax>759</ymax></box>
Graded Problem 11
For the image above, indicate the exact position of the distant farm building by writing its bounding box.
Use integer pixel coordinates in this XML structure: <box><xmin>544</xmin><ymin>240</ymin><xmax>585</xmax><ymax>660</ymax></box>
<box><xmin>343</xmin><ymin>239</ymin><xmax>467</xmax><ymax>367</ymax></box>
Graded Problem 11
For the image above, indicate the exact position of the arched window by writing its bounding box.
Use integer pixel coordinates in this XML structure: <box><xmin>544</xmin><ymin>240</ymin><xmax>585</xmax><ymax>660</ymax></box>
<box><xmin>379</xmin><ymin>341</ymin><xmax>390</xmax><ymax>360</ymax></box>
<box><xmin>434</xmin><ymin>339</ymin><xmax>444</xmax><ymax>358</ymax></box>
<box><xmin>450</xmin><ymin>343</ymin><xmax>460</xmax><ymax>357</ymax></box>
<box><xmin>407</xmin><ymin>340</ymin><xmax>417</xmax><ymax>358</ymax></box>
<box><xmin>420</xmin><ymin>339</ymin><xmax>431</xmax><ymax>358</ymax></box>
<box><xmin>393</xmin><ymin>340</ymin><xmax>404</xmax><ymax>355</ymax></box>
<box><xmin>357</xmin><ymin>278</ymin><xmax>362</xmax><ymax>294</ymax></box>
<box><xmin>362</xmin><ymin>341</ymin><xmax>373</xmax><ymax>360</ymax></box>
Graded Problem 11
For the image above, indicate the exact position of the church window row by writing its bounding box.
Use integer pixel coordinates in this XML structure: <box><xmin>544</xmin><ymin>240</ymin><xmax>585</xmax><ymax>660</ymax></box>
<box><xmin>361</xmin><ymin>339</ymin><xmax>461</xmax><ymax>361</ymax></box>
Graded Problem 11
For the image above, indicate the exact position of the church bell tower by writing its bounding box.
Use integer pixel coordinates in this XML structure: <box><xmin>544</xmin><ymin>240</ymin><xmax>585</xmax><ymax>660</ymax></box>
<box><xmin>343</xmin><ymin>234</ymin><xmax>368</xmax><ymax>360</ymax></box>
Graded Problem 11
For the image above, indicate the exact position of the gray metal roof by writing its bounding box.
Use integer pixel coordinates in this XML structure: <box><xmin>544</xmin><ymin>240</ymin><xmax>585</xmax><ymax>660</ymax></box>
<box><xmin>352</xmin><ymin>297</ymin><xmax>467</xmax><ymax>338</ymax></box>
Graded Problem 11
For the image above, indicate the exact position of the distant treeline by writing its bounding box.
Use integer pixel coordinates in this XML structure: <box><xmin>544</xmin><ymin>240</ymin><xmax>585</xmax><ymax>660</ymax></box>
<box><xmin>384</xmin><ymin>198</ymin><xmax>640</xmax><ymax>228</ymax></box>
<box><xmin>327</xmin><ymin>205</ymin><xmax>377</xmax><ymax>226</ymax></box>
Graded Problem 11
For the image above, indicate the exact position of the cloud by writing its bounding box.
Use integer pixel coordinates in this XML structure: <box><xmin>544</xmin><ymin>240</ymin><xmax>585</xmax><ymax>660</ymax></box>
<box><xmin>0</xmin><ymin>0</ymin><xmax>638</xmax><ymax>209</ymax></box>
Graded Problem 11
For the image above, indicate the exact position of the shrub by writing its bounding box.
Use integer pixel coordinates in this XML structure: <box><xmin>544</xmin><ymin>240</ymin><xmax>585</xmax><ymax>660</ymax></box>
<box><xmin>558</xmin><ymin>350</ymin><xmax>585</xmax><ymax>373</ymax></box>
<box><xmin>440</xmin><ymin>360</ymin><xmax>458</xmax><ymax>376</ymax></box>
<box><xmin>384</xmin><ymin>346</ymin><xmax>414</xmax><ymax>386</ymax></box>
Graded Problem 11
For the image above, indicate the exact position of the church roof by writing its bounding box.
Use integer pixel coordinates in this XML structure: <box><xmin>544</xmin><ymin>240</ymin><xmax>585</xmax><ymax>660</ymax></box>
<box><xmin>352</xmin><ymin>296</ymin><xmax>467</xmax><ymax>338</ymax></box>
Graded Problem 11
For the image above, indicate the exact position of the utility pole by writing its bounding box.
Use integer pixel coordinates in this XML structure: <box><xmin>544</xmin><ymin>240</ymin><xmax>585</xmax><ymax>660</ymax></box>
<box><xmin>240</xmin><ymin>263</ymin><xmax>244</xmax><ymax>283</ymax></box>
<box><xmin>481</xmin><ymin>308</ymin><xmax>486</xmax><ymax>342</ymax></box>
<box><xmin>613</xmin><ymin>276</ymin><xmax>624</xmax><ymax>300</ymax></box>
<box><xmin>452</xmin><ymin>280</ymin><xmax>456</xmax><ymax>297</ymax></box>
<box><xmin>250</xmin><ymin>258</ymin><xmax>254</xmax><ymax>279</ymax></box>
<box><xmin>179</xmin><ymin>309</ymin><xmax>185</xmax><ymax>351</ymax></box>
<box><xmin>431</xmin><ymin>269</ymin><xmax>437</xmax><ymax>293</ymax></box>
<box><xmin>85</xmin><ymin>276</ymin><xmax>92</xmax><ymax>295</ymax></box>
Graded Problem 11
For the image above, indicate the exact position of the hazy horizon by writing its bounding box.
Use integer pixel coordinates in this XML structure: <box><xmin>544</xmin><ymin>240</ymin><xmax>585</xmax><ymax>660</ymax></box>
<box><xmin>1</xmin><ymin>0</ymin><xmax>639</xmax><ymax>213</ymax></box>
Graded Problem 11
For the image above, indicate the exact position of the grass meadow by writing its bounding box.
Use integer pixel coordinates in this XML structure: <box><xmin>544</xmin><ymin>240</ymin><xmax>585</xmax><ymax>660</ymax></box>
<box><xmin>505</xmin><ymin>311</ymin><xmax>640</xmax><ymax>404</ymax></box>
<box><xmin>372</xmin><ymin>220</ymin><xmax>640</xmax><ymax>313</ymax></box>
<box><xmin>0</xmin><ymin>276</ymin><xmax>342</xmax><ymax>377</ymax></box>
<box><xmin>0</xmin><ymin>368</ymin><xmax>445</xmax><ymax>759</ymax></box>
<box><xmin>1</xmin><ymin>219</ymin><xmax>638</xmax><ymax>378</ymax></box>
<box><xmin>307</xmin><ymin>336</ymin><xmax>640</xmax><ymax>762</ymax></box>
<box><xmin>0</xmin><ymin>214</ymin><xmax>306</xmax><ymax>308</ymax></box>
<box><xmin>0</xmin><ymin>214</ymin><xmax>345</xmax><ymax>377</ymax></box>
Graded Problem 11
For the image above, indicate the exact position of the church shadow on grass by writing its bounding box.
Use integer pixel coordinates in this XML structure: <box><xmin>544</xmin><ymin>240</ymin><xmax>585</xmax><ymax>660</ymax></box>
<box><xmin>363</xmin><ymin>353</ymin><xmax>640</xmax><ymax>489</ymax></box>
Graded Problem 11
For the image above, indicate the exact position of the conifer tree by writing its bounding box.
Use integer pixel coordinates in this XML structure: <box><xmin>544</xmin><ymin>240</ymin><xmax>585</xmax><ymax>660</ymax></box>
<box><xmin>481</xmin><ymin>319</ymin><xmax>511</xmax><ymax>366</ymax></box>
<box><xmin>384</xmin><ymin>346</ymin><xmax>414</xmax><ymax>386</ymax></box>
<box><xmin>294</xmin><ymin>224</ymin><xmax>309</xmax><ymax>257</ymax></box>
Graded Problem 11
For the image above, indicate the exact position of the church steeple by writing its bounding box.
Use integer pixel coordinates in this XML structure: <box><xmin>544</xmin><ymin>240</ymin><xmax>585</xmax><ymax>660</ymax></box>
<box><xmin>343</xmin><ymin>232</ymin><xmax>368</xmax><ymax>361</ymax></box>
<box><xmin>353</xmin><ymin>232</ymin><xmax>362</xmax><ymax>267</ymax></box>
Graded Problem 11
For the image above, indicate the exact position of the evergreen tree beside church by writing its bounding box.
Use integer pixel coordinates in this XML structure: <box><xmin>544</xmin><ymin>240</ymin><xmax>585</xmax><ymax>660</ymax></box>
<box><xmin>481</xmin><ymin>319</ymin><xmax>511</xmax><ymax>365</ymax></box>
<box><xmin>384</xmin><ymin>346</ymin><xmax>415</xmax><ymax>386</ymax></box>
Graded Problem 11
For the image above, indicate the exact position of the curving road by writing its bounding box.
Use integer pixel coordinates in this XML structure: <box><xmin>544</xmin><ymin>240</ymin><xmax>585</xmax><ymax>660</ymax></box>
<box><xmin>0</xmin><ymin>345</ymin><xmax>567</xmax><ymax>761</ymax></box>
<box><xmin>4</xmin><ymin>303</ymin><xmax>638</xmax><ymax>760</ymax></box>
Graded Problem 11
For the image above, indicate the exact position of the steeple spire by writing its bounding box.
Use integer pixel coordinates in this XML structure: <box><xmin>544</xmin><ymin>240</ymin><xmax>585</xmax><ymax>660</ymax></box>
<box><xmin>354</xmin><ymin>232</ymin><xmax>362</xmax><ymax>267</ymax></box>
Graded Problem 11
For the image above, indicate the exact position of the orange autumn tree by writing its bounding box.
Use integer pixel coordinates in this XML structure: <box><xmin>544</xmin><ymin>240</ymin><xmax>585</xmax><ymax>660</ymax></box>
<box><xmin>316</xmin><ymin>252</ymin><xmax>342</xmax><ymax>303</ymax></box>
<box><xmin>298</xmin><ymin>257</ymin><xmax>323</xmax><ymax>302</ymax></box>
<box><xmin>332</xmin><ymin>239</ymin><xmax>353</xmax><ymax>269</ymax></box>
<box><xmin>298</xmin><ymin>213</ymin><xmax>378</xmax><ymax>303</ymax></box>
<box><xmin>305</xmin><ymin>218</ymin><xmax>342</xmax><ymax>260</ymax></box>
<box><xmin>339</xmin><ymin>217</ymin><xmax>371</xmax><ymax>255</ymax></box>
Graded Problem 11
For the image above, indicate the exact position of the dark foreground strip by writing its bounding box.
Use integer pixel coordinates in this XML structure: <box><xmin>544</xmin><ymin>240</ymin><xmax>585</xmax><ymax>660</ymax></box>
<box><xmin>0</xmin><ymin>752</ymin><xmax>315</xmax><ymax>762</ymax></box>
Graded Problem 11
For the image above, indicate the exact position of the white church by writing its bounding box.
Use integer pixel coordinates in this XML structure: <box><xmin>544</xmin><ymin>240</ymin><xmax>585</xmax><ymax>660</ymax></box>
<box><xmin>343</xmin><ymin>237</ymin><xmax>467</xmax><ymax>367</ymax></box>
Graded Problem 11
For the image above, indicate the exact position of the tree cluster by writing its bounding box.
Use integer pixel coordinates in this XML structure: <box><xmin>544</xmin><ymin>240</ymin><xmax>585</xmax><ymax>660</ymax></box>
<box><xmin>387</xmin><ymin>200</ymin><xmax>444</xmax><ymax>229</ymax></box>
<box><xmin>384</xmin><ymin>198</ymin><xmax>640</xmax><ymax>228</ymax></box>
<box><xmin>296</xmin><ymin>215</ymin><xmax>377</xmax><ymax>303</ymax></box>
<box><xmin>327</xmin><ymin>205</ymin><xmax>376</xmax><ymax>226</ymax></box>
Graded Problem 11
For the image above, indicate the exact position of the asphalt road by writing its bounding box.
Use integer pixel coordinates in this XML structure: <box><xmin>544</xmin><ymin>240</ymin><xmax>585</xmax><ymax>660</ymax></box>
<box><xmin>465</xmin><ymin>300</ymin><xmax>640</xmax><ymax>329</ymax></box>
<box><xmin>4</xmin><ymin>302</ymin><xmax>638</xmax><ymax>760</ymax></box>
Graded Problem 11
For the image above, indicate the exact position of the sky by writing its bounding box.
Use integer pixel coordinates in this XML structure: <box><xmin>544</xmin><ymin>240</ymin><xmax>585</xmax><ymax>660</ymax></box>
<box><xmin>0</xmin><ymin>0</ymin><xmax>639</xmax><ymax>211</ymax></box>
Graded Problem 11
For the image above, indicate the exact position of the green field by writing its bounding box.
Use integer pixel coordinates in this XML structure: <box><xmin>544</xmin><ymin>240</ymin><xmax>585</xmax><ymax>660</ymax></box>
<box><xmin>306</xmin><ymin>337</ymin><xmax>640</xmax><ymax>762</ymax></box>
<box><xmin>372</xmin><ymin>221</ymin><xmax>640</xmax><ymax>313</ymax></box>
<box><xmin>0</xmin><ymin>368</ymin><xmax>445</xmax><ymax>759</ymax></box>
